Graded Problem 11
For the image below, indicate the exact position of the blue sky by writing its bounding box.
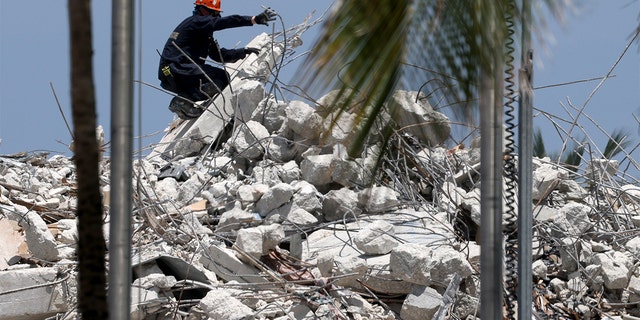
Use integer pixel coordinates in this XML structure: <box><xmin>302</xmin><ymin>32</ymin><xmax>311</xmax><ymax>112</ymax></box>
<box><xmin>0</xmin><ymin>1</ymin><xmax>638</xmax><ymax>163</ymax></box>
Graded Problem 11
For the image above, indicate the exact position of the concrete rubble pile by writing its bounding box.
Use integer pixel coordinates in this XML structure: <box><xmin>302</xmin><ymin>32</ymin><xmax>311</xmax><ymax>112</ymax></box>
<box><xmin>2</xmin><ymin>35</ymin><xmax>640</xmax><ymax>320</ymax></box>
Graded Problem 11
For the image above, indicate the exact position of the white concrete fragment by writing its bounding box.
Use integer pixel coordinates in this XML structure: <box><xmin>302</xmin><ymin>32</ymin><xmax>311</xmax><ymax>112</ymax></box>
<box><xmin>388</xmin><ymin>90</ymin><xmax>450</xmax><ymax>146</ymax></box>
<box><xmin>255</xmin><ymin>183</ymin><xmax>295</xmax><ymax>217</ymax></box>
<box><xmin>300</xmin><ymin>154</ymin><xmax>334</xmax><ymax>188</ymax></box>
<box><xmin>322</xmin><ymin>187</ymin><xmax>361</xmax><ymax>221</ymax></box>
<box><xmin>593</xmin><ymin>252</ymin><xmax>630</xmax><ymax>290</ymax></box>
<box><xmin>553</xmin><ymin>202</ymin><xmax>592</xmax><ymax>236</ymax></box>
<box><xmin>200</xmin><ymin>244</ymin><xmax>267</xmax><ymax>284</ymax></box>
<box><xmin>284</xmin><ymin>100</ymin><xmax>322</xmax><ymax>140</ymax></box>
<box><xmin>235</xmin><ymin>224</ymin><xmax>285</xmax><ymax>260</ymax></box>
<box><xmin>236</xmin><ymin>183</ymin><xmax>269</xmax><ymax>205</ymax></box>
<box><xmin>291</xmin><ymin>180</ymin><xmax>322</xmax><ymax>214</ymax></box>
<box><xmin>131</xmin><ymin>287</ymin><xmax>160</xmax><ymax>320</ymax></box>
<box><xmin>400</xmin><ymin>285</ymin><xmax>442</xmax><ymax>320</ymax></box>
<box><xmin>230</xmin><ymin>120</ymin><xmax>270</xmax><ymax>160</ymax></box>
<box><xmin>0</xmin><ymin>267</ymin><xmax>70</xmax><ymax>319</ymax></box>
<box><xmin>532</xmin><ymin>260</ymin><xmax>548</xmax><ymax>279</ymax></box>
<box><xmin>5</xmin><ymin>208</ymin><xmax>59</xmax><ymax>262</ymax></box>
<box><xmin>216</xmin><ymin>207</ymin><xmax>258</xmax><ymax>232</ymax></box>
<box><xmin>354</xmin><ymin>220</ymin><xmax>399</xmax><ymax>255</ymax></box>
<box><xmin>199</xmin><ymin>289</ymin><xmax>254</xmax><ymax>320</ymax></box>
<box><xmin>390</xmin><ymin>243</ymin><xmax>473</xmax><ymax>287</ymax></box>
<box><xmin>56</xmin><ymin>219</ymin><xmax>78</xmax><ymax>245</ymax></box>
<box><xmin>358</xmin><ymin>186</ymin><xmax>400</xmax><ymax>214</ymax></box>
<box><xmin>278</xmin><ymin>160</ymin><xmax>301</xmax><ymax>184</ymax></box>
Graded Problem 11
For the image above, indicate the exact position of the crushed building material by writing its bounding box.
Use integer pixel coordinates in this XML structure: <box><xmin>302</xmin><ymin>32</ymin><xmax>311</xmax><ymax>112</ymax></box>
<box><xmin>2</xmin><ymin>21</ymin><xmax>640</xmax><ymax>320</ymax></box>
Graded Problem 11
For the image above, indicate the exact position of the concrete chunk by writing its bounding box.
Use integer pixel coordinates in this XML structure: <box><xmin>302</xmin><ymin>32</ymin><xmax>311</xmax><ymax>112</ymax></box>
<box><xmin>0</xmin><ymin>267</ymin><xmax>71</xmax><ymax>319</ymax></box>
<box><xmin>354</xmin><ymin>220</ymin><xmax>399</xmax><ymax>255</ymax></box>
<box><xmin>400</xmin><ymin>285</ymin><xmax>442</xmax><ymax>320</ymax></box>
<box><xmin>235</xmin><ymin>224</ymin><xmax>285</xmax><ymax>260</ymax></box>
<box><xmin>199</xmin><ymin>289</ymin><xmax>254</xmax><ymax>320</ymax></box>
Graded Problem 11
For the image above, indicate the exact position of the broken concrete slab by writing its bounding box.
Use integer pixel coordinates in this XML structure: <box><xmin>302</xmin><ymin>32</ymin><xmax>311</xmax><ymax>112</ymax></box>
<box><xmin>0</xmin><ymin>267</ymin><xmax>72</xmax><ymax>320</ymax></box>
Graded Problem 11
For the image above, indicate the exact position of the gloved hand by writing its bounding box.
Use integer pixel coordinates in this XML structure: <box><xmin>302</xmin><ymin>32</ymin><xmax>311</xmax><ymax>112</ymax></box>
<box><xmin>254</xmin><ymin>7</ymin><xmax>277</xmax><ymax>26</ymax></box>
<box><xmin>244</xmin><ymin>47</ymin><xmax>260</xmax><ymax>56</ymax></box>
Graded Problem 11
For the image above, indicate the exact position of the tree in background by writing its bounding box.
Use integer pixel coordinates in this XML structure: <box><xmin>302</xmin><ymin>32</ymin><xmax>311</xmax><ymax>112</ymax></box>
<box><xmin>68</xmin><ymin>0</ymin><xmax>108</xmax><ymax>318</ymax></box>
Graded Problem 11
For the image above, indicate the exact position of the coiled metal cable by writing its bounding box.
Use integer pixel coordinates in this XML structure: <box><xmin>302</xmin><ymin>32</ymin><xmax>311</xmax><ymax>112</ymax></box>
<box><xmin>503</xmin><ymin>2</ymin><xmax>519</xmax><ymax>319</ymax></box>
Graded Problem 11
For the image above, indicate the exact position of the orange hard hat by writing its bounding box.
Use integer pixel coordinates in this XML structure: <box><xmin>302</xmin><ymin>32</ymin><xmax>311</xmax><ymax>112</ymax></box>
<box><xmin>194</xmin><ymin>0</ymin><xmax>221</xmax><ymax>11</ymax></box>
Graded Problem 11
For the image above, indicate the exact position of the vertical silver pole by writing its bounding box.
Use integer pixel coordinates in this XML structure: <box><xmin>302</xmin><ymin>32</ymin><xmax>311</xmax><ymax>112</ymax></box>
<box><xmin>518</xmin><ymin>0</ymin><xmax>534</xmax><ymax>318</ymax></box>
<box><xmin>109</xmin><ymin>0</ymin><xmax>134</xmax><ymax>319</ymax></box>
<box><xmin>480</xmin><ymin>57</ymin><xmax>505</xmax><ymax>320</ymax></box>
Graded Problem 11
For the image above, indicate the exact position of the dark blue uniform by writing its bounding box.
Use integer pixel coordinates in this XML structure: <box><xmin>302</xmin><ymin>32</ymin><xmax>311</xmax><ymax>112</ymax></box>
<box><xmin>158</xmin><ymin>13</ymin><xmax>253</xmax><ymax>102</ymax></box>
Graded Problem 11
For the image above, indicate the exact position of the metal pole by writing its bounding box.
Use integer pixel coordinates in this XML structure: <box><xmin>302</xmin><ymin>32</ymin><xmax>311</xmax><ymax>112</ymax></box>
<box><xmin>480</xmin><ymin>54</ymin><xmax>505</xmax><ymax>320</ymax></box>
<box><xmin>108</xmin><ymin>0</ymin><xmax>134</xmax><ymax>319</ymax></box>
<box><xmin>518</xmin><ymin>0</ymin><xmax>534</xmax><ymax>318</ymax></box>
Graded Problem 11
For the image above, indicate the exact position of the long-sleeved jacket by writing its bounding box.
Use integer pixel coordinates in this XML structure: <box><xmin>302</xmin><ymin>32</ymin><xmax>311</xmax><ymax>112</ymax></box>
<box><xmin>159</xmin><ymin>14</ymin><xmax>253</xmax><ymax>77</ymax></box>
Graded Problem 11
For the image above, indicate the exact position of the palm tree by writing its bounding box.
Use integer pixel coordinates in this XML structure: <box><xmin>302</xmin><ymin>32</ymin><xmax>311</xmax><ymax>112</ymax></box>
<box><xmin>300</xmin><ymin>1</ymin><xmax>567</xmax><ymax>318</ymax></box>
<box><xmin>68</xmin><ymin>0</ymin><xmax>108</xmax><ymax>318</ymax></box>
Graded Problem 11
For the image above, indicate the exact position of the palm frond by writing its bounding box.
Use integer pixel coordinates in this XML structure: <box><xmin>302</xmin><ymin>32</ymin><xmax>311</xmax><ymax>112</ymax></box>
<box><xmin>298</xmin><ymin>0</ymin><xmax>410</xmax><ymax>156</ymax></box>
<box><xmin>603</xmin><ymin>128</ymin><xmax>633</xmax><ymax>159</ymax></box>
<box><xmin>562</xmin><ymin>139</ymin><xmax>585</xmax><ymax>173</ymax></box>
<box><xmin>533</xmin><ymin>127</ymin><xmax>546</xmax><ymax>158</ymax></box>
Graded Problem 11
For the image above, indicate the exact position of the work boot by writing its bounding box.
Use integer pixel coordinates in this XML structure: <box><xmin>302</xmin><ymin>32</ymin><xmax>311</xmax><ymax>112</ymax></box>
<box><xmin>168</xmin><ymin>96</ymin><xmax>204</xmax><ymax>120</ymax></box>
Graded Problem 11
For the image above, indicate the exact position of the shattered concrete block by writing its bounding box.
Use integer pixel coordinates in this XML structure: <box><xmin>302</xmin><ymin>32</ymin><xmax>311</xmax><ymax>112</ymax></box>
<box><xmin>558</xmin><ymin>237</ymin><xmax>580</xmax><ymax>273</ymax></box>
<box><xmin>553</xmin><ymin>203</ymin><xmax>593</xmax><ymax>236</ymax></box>
<box><xmin>332</xmin><ymin>255</ymin><xmax>369</xmax><ymax>289</ymax></box>
<box><xmin>252</xmin><ymin>160</ymin><xmax>283</xmax><ymax>186</ymax></box>
<box><xmin>236</xmin><ymin>183</ymin><xmax>269</xmax><ymax>205</ymax></box>
<box><xmin>549</xmin><ymin>278</ymin><xmax>567</xmax><ymax>294</ymax></box>
<box><xmin>284</xmin><ymin>100</ymin><xmax>322</xmax><ymax>140</ymax></box>
<box><xmin>56</xmin><ymin>218</ymin><xmax>78</xmax><ymax>245</ymax></box>
<box><xmin>358</xmin><ymin>186</ymin><xmax>400</xmax><ymax>214</ymax></box>
<box><xmin>200</xmin><ymin>244</ymin><xmax>267</xmax><ymax>284</ymax></box>
<box><xmin>279</xmin><ymin>207</ymin><xmax>319</xmax><ymax>227</ymax></box>
<box><xmin>5</xmin><ymin>209</ymin><xmax>59</xmax><ymax>262</ymax></box>
<box><xmin>250</xmin><ymin>96</ymin><xmax>286</xmax><ymax>133</ymax></box>
<box><xmin>532</xmin><ymin>162</ymin><xmax>566</xmax><ymax>200</ymax></box>
<box><xmin>278</xmin><ymin>160</ymin><xmax>301</xmax><ymax>184</ymax></box>
<box><xmin>131</xmin><ymin>287</ymin><xmax>161</xmax><ymax>320</ymax></box>
<box><xmin>283</xmin><ymin>303</ymin><xmax>315</xmax><ymax>319</ymax></box>
<box><xmin>585</xmin><ymin>159</ymin><xmax>619</xmax><ymax>182</ymax></box>
<box><xmin>233</xmin><ymin>80</ymin><xmax>268</xmax><ymax>123</ymax></box>
<box><xmin>429</xmin><ymin>246</ymin><xmax>474</xmax><ymax>284</ymax></box>
<box><xmin>300</xmin><ymin>154</ymin><xmax>334</xmax><ymax>188</ymax></box>
<box><xmin>255</xmin><ymin>183</ymin><xmax>295</xmax><ymax>217</ymax></box>
<box><xmin>400</xmin><ymin>285</ymin><xmax>442</xmax><ymax>320</ymax></box>
<box><xmin>0</xmin><ymin>267</ymin><xmax>71</xmax><ymax>319</ymax></box>
<box><xmin>354</xmin><ymin>220</ymin><xmax>399</xmax><ymax>255</ymax></box>
<box><xmin>558</xmin><ymin>179</ymin><xmax>588</xmax><ymax>201</ymax></box>
<box><xmin>390</xmin><ymin>243</ymin><xmax>473</xmax><ymax>287</ymax></box>
<box><xmin>266</xmin><ymin>135</ymin><xmax>297</xmax><ymax>162</ymax></box>
<box><xmin>388</xmin><ymin>90</ymin><xmax>451</xmax><ymax>146</ymax></box>
<box><xmin>133</xmin><ymin>273</ymin><xmax>178</xmax><ymax>290</ymax></box>
<box><xmin>199</xmin><ymin>289</ymin><xmax>254</xmax><ymax>320</ymax></box>
<box><xmin>230</xmin><ymin>120</ymin><xmax>270</xmax><ymax>160</ymax></box>
<box><xmin>235</xmin><ymin>224</ymin><xmax>285</xmax><ymax>261</ymax></box>
<box><xmin>216</xmin><ymin>206</ymin><xmax>258</xmax><ymax>232</ymax></box>
<box><xmin>331</xmin><ymin>157</ymin><xmax>372</xmax><ymax>188</ymax></box>
<box><xmin>390</xmin><ymin>243</ymin><xmax>432</xmax><ymax>286</ymax></box>
<box><xmin>593</xmin><ymin>252</ymin><xmax>630</xmax><ymax>290</ymax></box>
<box><xmin>322</xmin><ymin>187</ymin><xmax>361</xmax><ymax>221</ymax></box>
<box><xmin>291</xmin><ymin>180</ymin><xmax>322</xmax><ymax>214</ymax></box>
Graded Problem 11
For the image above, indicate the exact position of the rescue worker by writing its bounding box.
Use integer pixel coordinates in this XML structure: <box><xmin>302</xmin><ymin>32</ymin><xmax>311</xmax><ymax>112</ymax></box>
<box><xmin>159</xmin><ymin>0</ymin><xmax>276</xmax><ymax>119</ymax></box>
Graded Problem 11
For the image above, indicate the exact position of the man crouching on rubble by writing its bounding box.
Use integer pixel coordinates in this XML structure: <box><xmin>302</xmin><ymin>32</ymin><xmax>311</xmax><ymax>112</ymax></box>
<box><xmin>158</xmin><ymin>0</ymin><xmax>276</xmax><ymax>120</ymax></box>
